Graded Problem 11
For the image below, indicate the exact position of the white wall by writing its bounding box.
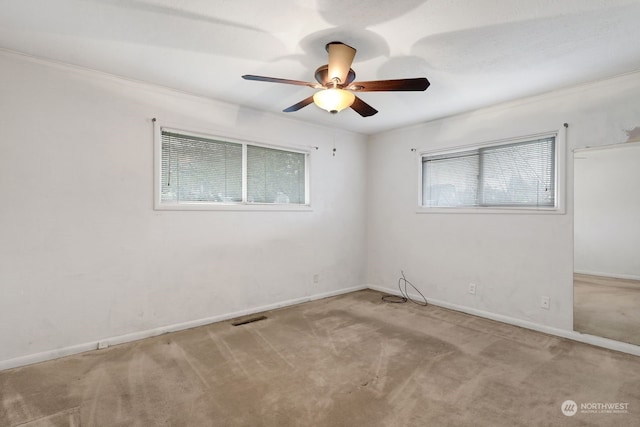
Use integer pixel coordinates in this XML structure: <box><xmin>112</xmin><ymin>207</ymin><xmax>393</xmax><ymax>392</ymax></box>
<box><xmin>574</xmin><ymin>143</ymin><xmax>640</xmax><ymax>279</ymax></box>
<box><xmin>0</xmin><ymin>51</ymin><xmax>368</xmax><ymax>366</ymax></box>
<box><xmin>367</xmin><ymin>72</ymin><xmax>640</xmax><ymax>332</ymax></box>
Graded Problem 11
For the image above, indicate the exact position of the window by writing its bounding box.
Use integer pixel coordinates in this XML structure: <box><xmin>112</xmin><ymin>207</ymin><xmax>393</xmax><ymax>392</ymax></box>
<box><xmin>161</xmin><ymin>131</ymin><xmax>243</xmax><ymax>203</ymax></box>
<box><xmin>157</xmin><ymin>127</ymin><xmax>309</xmax><ymax>209</ymax></box>
<box><xmin>422</xmin><ymin>135</ymin><xmax>557</xmax><ymax>210</ymax></box>
<box><xmin>247</xmin><ymin>145</ymin><xmax>306</xmax><ymax>204</ymax></box>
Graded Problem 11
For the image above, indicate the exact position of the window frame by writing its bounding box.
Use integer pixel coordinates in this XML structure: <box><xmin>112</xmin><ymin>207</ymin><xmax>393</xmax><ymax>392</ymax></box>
<box><xmin>417</xmin><ymin>130</ymin><xmax>566</xmax><ymax>214</ymax></box>
<box><xmin>154</xmin><ymin>122</ymin><xmax>311</xmax><ymax>211</ymax></box>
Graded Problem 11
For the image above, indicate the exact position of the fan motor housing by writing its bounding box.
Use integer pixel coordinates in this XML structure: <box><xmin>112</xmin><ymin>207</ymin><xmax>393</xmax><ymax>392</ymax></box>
<box><xmin>315</xmin><ymin>65</ymin><xmax>356</xmax><ymax>87</ymax></box>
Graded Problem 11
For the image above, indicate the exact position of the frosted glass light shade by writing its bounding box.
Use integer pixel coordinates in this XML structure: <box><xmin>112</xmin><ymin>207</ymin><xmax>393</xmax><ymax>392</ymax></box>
<box><xmin>313</xmin><ymin>88</ymin><xmax>355</xmax><ymax>114</ymax></box>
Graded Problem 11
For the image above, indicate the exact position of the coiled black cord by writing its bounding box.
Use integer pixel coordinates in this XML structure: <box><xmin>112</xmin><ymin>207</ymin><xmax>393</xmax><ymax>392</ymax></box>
<box><xmin>382</xmin><ymin>271</ymin><xmax>428</xmax><ymax>306</ymax></box>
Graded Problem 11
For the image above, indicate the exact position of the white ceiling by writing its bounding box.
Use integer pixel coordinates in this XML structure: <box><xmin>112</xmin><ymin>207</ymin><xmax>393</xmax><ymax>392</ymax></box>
<box><xmin>2</xmin><ymin>0</ymin><xmax>640</xmax><ymax>134</ymax></box>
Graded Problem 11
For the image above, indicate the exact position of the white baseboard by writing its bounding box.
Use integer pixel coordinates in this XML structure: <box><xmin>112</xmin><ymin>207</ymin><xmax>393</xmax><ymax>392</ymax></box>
<box><xmin>3</xmin><ymin>283</ymin><xmax>638</xmax><ymax>371</ymax></box>
<box><xmin>0</xmin><ymin>285</ymin><xmax>366</xmax><ymax>371</ymax></box>
<box><xmin>574</xmin><ymin>270</ymin><xmax>640</xmax><ymax>281</ymax></box>
<box><xmin>367</xmin><ymin>284</ymin><xmax>640</xmax><ymax>357</ymax></box>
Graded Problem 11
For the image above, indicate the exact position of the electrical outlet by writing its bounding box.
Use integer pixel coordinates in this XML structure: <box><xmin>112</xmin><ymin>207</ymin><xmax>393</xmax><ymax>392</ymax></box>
<box><xmin>97</xmin><ymin>341</ymin><xmax>109</xmax><ymax>350</ymax></box>
<box><xmin>313</xmin><ymin>274</ymin><xmax>319</xmax><ymax>284</ymax></box>
<box><xmin>541</xmin><ymin>296</ymin><xmax>550</xmax><ymax>310</ymax></box>
<box><xmin>468</xmin><ymin>283</ymin><xmax>476</xmax><ymax>295</ymax></box>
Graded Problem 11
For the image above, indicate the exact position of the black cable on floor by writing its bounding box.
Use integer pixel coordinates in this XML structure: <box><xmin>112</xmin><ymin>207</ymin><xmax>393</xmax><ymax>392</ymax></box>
<box><xmin>382</xmin><ymin>271</ymin><xmax>428</xmax><ymax>306</ymax></box>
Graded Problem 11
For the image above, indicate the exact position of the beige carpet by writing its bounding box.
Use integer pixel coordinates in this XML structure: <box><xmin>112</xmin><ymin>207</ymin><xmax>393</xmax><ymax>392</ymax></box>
<box><xmin>1</xmin><ymin>289</ymin><xmax>639</xmax><ymax>426</ymax></box>
<box><xmin>574</xmin><ymin>273</ymin><xmax>640</xmax><ymax>346</ymax></box>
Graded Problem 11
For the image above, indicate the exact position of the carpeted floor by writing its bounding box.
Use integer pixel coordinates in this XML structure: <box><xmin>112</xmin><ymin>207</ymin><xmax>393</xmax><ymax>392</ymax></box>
<box><xmin>574</xmin><ymin>273</ymin><xmax>640</xmax><ymax>346</ymax></box>
<box><xmin>1</xmin><ymin>289</ymin><xmax>639</xmax><ymax>426</ymax></box>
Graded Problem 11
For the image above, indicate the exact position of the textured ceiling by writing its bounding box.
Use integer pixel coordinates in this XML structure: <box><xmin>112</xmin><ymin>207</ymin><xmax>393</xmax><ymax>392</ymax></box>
<box><xmin>1</xmin><ymin>0</ymin><xmax>640</xmax><ymax>134</ymax></box>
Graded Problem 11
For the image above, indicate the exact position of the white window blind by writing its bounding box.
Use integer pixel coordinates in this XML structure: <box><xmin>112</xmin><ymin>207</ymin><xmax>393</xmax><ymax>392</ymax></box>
<box><xmin>480</xmin><ymin>138</ymin><xmax>555</xmax><ymax>206</ymax></box>
<box><xmin>422</xmin><ymin>150</ymin><xmax>479</xmax><ymax>207</ymax></box>
<box><xmin>159</xmin><ymin>128</ymin><xmax>308</xmax><ymax>207</ymax></box>
<box><xmin>247</xmin><ymin>145</ymin><xmax>306</xmax><ymax>204</ymax></box>
<box><xmin>422</xmin><ymin>136</ymin><xmax>556</xmax><ymax>208</ymax></box>
<box><xmin>161</xmin><ymin>131</ymin><xmax>242</xmax><ymax>203</ymax></box>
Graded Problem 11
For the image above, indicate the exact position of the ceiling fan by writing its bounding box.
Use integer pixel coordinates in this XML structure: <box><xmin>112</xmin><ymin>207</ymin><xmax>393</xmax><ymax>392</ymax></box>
<box><xmin>242</xmin><ymin>42</ymin><xmax>430</xmax><ymax>117</ymax></box>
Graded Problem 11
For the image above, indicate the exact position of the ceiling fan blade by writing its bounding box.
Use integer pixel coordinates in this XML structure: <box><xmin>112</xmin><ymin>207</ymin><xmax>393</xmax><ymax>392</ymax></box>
<box><xmin>242</xmin><ymin>75</ymin><xmax>319</xmax><ymax>88</ymax></box>
<box><xmin>348</xmin><ymin>78</ymin><xmax>430</xmax><ymax>92</ymax></box>
<box><xmin>283</xmin><ymin>96</ymin><xmax>315</xmax><ymax>112</ymax></box>
<box><xmin>350</xmin><ymin>96</ymin><xmax>378</xmax><ymax>117</ymax></box>
<box><xmin>326</xmin><ymin>42</ymin><xmax>356</xmax><ymax>85</ymax></box>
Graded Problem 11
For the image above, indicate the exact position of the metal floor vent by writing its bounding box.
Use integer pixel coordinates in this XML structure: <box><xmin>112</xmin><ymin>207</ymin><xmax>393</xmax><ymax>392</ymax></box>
<box><xmin>231</xmin><ymin>315</ymin><xmax>267</xmax><ymax>326</ymax></box>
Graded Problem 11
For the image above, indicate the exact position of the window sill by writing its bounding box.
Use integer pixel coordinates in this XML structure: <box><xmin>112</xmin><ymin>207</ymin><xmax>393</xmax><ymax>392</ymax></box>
<box><xmin>416</xmin><ymin>206</ymin><xmax>565</xmax><ymax>215</ymax></box>
<box><xmin>155</xmin><ymin>202</ymin><xmax>313</xmax><ymax>212</ymax></box>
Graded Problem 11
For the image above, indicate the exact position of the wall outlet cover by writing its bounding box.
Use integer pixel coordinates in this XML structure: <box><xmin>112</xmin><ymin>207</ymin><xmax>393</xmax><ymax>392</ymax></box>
<box><xmin>541</xmin><ymin>296</ymin><xmax>550</xmax><ymax>309</ymax></box>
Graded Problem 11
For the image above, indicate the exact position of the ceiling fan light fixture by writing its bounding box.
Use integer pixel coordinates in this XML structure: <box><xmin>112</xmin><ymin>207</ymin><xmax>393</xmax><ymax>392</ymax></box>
<box><xmin>243</xmin><ymin>41</ymin><xmax>428</xmax><ymax>117</ymax></box>
<box><xmin>313</xmin><ymin>88</ymin><xmax>355</xmax><ymax>114</ymax></box>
